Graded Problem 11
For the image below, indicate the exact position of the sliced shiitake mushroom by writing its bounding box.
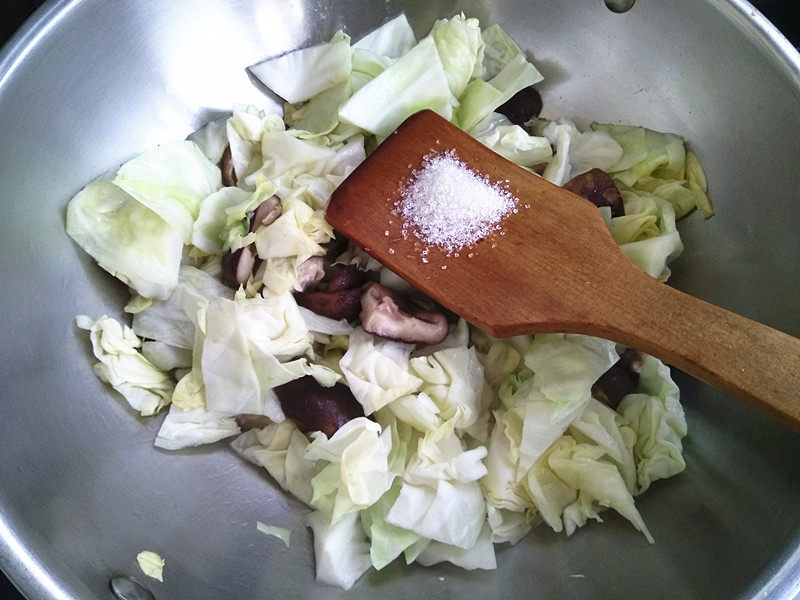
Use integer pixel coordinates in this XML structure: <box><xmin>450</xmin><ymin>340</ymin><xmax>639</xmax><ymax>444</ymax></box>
<box><xmin>591</xmin><ymin>348</ymin><xmax>644</xmax><ymax>409</ymax></box>
<box><xmin>295</xmin><ymin>288</ymin><xmax>363</xmax><ymax>321</ymax></box>
<box><xmin>563</xmin><ymin>168</ymin><xmax>624</xmax><ymax>217</ymax></box>
<box><xmin>221</xmin><ymin>196</ymin><xmax>284</xmax><ymax>288</ymax></box>
<box><xmin>249</xmin><ymin>194</ymin><xmax>282</xmax><ymax>233</ymax></box>
<box><xmin>360</xmin><ymin>283</ymin><xmax>448</xmax><ymax>345</ymax></box>
<box><xmin>221</xmin><ymin>245</ymin><xmax>257</xmax><ymax>288</ymax></box>
<box><xmin>326</xmin><ymin>265</ymin><xmax>367</xmax><ymax>292</ymax></box>
<box><xmin>221</xmin><ymin>145</ymin><xmax>236</xmax><ymax>187</ymax></box>
<box><xmin>497</xmin><ymin>86</ymin><xmax>543</xmax><ymax>126</ymax></box>
<box><xmin>295</xmin><ymin>256</ymin><xmax>326</xmax><ymax>292</ymax></box>
<box><xmin>274</xmin><ymin>376</ymin><xmax>364</xmax><ymax>437</ymax></box>
<box><xmin>235</xmin><ymin>414</ymin><xmax>272</xmax><ymax>431</ymax></box>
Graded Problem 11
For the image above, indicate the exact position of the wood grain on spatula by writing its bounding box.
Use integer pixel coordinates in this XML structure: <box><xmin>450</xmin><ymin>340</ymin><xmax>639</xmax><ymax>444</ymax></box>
<box><xmin>326</xmin><ymin>110</ymin><xmax>800</xmax><ymax>430</ymax></box>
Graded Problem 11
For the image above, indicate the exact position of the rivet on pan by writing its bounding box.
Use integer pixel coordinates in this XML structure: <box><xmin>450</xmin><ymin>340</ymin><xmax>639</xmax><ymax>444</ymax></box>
<box><xmin>109</xmin><ymin>575</ymin><xmax>156</xmax><ymax>600</ymax></box>
<box><xmin>604</xmin><ymin>0</ymin><xmax>635</xmax><ymax>13</ymax></box>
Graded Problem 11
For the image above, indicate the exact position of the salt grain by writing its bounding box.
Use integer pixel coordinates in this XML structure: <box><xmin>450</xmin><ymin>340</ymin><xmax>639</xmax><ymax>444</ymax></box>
<box><xmin>397</xmin><ymin>151</ymin><xmax>517</xmax><ymax>253</ymax></box>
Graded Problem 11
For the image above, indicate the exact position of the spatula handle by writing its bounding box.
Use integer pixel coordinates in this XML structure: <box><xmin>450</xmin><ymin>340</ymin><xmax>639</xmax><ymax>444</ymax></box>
<box><xmin>595</xmin><ymin>268</ymin><xmax>800</xmax><ymax>430</ymax></box>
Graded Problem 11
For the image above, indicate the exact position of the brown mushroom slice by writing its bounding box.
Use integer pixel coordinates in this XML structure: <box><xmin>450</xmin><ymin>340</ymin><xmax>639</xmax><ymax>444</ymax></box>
<box><xmin>360</xmin><ymin>283</ymin><xmax>448</xmax><ymax>345</ymax></box>
<box><xmin>274</xmin><ymin>376</ymin><xmax>364</xmax><ymax>437</ymax></box>
<box><xmin>295</xmin><ymin>256</ymin><xmax>326</xmax><ymax>291</ymax></box>
<box><xmin>235</xmin><ymin>414</ymin><xmax>272</xmax><ymax>431</ymax></box>
<box><xmin>497</xmin><ymin>86</ymin><xmax>543</xmax><ymax>126</ymax></box>
<box><xmin>221</xmin><ymin>245</ymin><xmax>257</xmax><ymax>288</ymax></box>
<box><xmin>591</xmin><ymin>348</ymin><xmax>644</xmax><ymax>409</ymax></box>
<box><xmin>221</xmin><ymin>145</ymin><xmax>237</xmax><ymax>187</ymax></box>
<box><xmin>563</xmin><ymin>168</ymin><xmax>624</xmax><ymax>217</ymax></box>
<box><xmin>249</xmin><ymin>194</ymin><xmax>282</xmax><ymax>233</ymax></box>
<box><xmin>295</xmin><ymin>288</ymin><xmax>362</xmax><ymax>321</ymax></box>
<box><xmin>326</xmin><ymin>264</ymin><xmax>367</xmax><ymax>292</ymax></box>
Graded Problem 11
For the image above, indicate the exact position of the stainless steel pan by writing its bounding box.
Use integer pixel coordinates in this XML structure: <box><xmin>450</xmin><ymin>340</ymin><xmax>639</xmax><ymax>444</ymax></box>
<box><xmin>1</xmin><ymin>1</ymin><xmax>799</xmax><ymax>598</ymax></box>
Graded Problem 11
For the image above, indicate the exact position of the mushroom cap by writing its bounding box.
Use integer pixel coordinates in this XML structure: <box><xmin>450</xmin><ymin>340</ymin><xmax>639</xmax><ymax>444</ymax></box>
<box><xmin>360</xmin><ymin>283</ymin><xmax>448</xmax><ymax>345</ymax></box>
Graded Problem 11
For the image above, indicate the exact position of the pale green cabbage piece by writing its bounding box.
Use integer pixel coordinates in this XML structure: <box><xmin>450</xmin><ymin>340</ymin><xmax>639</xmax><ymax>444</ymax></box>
<box><xmin>243</xmin><ymin>130</ymin><xmax>364</xmax><ymax>207</ymax></box>
<box><xmin>113</xmin><ymin>140</ymin><xmax>222</xmax><ymax>243</ymax></box>
<box><xmin>485</xmin><ymin>504</ymin><xmax>534</xmax><ymax>544</ymax></box>
<box><xmin>76</xmin><ymin>315</ymin><xmax>173</xmax><ymax>416</ymax></box>
<box><xmin>615</xmin><ymin>191</ymin><xmax>683</xmax><ymax>280</ymax></box>
<box><xmin>154</xmin><ymin>405</ymin><xmax>240</xmax><ymax>450</ymax></box>
<box><xmin>253</xmin><ymin>195</ymin><xmax>332</xmax><ymax>260</ymax></box>
<box><xmin>130</xmin><ymin>265</ymin><xmax>233</xmax><ymax>349</ymax></box>
<box><xmin>523</xmin><ymin>435</ymin><xmax>654</xmax><ymax>543</ymax></box>
<box><xmin>339</xmin><ymin>328</ymin><xmax>423</xmax><ymax>415</ymax></box>
<box><xmin>256</xmin><ymin>522</ymin><xmax>292</xmax><ymax>548</ymax></box>
<box><xmin>685</xmin><ymin>150</ymin><xmax>715</xmax><ymax>218</ymax></box>
<box><xmin>352</xmin><ymin>13</ymin><xmax>416</xmax><ymax>58</ymax></box>
<box><xmin>285</xmin><ymin>81</ymin><xmax>352</xmax><ymax>139</ymax></box>
<box><xmin>429</xmin><ymin>13</ymin><xmax>484</xmax><ymax>100</ymax></box>
<box><xmin>186</xmin><ymin>116</ymin><xmax>229</xmax><ymax>164</ymax></box>
<box><xmin>480</xmin><ymin>23</ymin><xmax>523</xmax><ymax>80</ymax></box>
<box><xmin>171</xmin><ymin>368</ymin><xmax>205</xmax><ymax>412</ymax></box>
<box><xmin>136</xmin><ymin>551</ymin><xmax>165</xmax><ymax>582</ymax></box>
<box><xmin>403</xmin><ymin>421</ymin><xmax>487</xmax><ymax>487</ymax></box>
<box><xmin>249</xmin><ymin>31</ymin><xmax>353</xmax><ymax>104</ymax></box>
<box><xmin>140</xmin><ymin>341</ymin><xmax>193</xmax><ymax>372</ymax></box>
<box><xmin>534</xmin><ymin>118</ymin><xmax>625</xmax><ymax>183</ymax></box>
<box><xmin>483</xmin><ymin>334</ymin><xmax>620</xmax><ymax>507</ymax></box>
<box><xmin>339</xmin><ymin>36</ymin><xmax>453</xmax><ymax>137</ymax></box>
<box><xmin>456</xmin><ymin>53</ymin><xmax>543</xmax><ymax>132</ymax></box>
<box><xmin>385</xmin><ymin>478</ymin><xmax>485</xmax><ymax>549</ymax></box>
<box><xmin>221</xmin><ymin>177</ymin><xmax>279</xmax><ymax>252</ymax></box>
<box><xmin>524</xmin><ymin>334</ymin><xmax>620</xmax><ymax>409</ymax></box>
<box><xmin>409</xmin><ymin>346</ymin><xmax>484</xmax><ymax>431</ymax></box>
<box><xmin>360</xmin><ymin>480</ymin><xmax>421</xmax><ymax>570</ymax></box>
<box><xmin>618</xmin><ymin>356</ymin><xmax>687</xmax><ymax>493</ymax></box>
<box><xmin>416</xmin><ymin>523</ymin><xmax>496</xmax><ymax>570</ymax></box>
<box><xmin>307</xmin><ymin>418</ymin><xmax>394</xmax><ymax>523</ymax></box>
<box><xmin>231</xmin><ymin>421</ymin><xmax>322</xmax><ymax>505</ymax></box>
<box><xmin>537</xmin><ymin>120</ymin><xmax>574</xmax><ymax>185</ymax></box>
<box><xmin>475</xmin><ymin>123</ymin><xmax>553</xmax><ymax>167</ymax></box>
<box><xmin>66</xmin><ymin>180</ymin><xmax>183</xmax><ymax>300</ymax></box>
<box><xmin>201</xmin><ymin>291</ymin><xmax>337</xmax><ymax>419</ymax></box>
<box><xmin>589</xmin><ymin>122</ymin><xmax>713</xmax><ymax>220</ymax></box>
<box><xmin>191</xmin><ymin>187</ymin><xmax>252</xmax><ymax>254</ymax></box>
<box><xmin>569</xmin><ymin>398</ymin><xmax>638</xmax><ymax>494</ymax></box>
<box><xmin>384</xmin><ymin>392</ymin><xmax>441</xmax><ymax>432</ymax></box>
<box><xmin>226</xmin><ymin>106</ymin><xmax>285</xmax><ymax>186</ymax></box>
<box><xmin>305</xmin><ymin>510</ymin><xmax>372</xmax><ymax>590</ymax></box>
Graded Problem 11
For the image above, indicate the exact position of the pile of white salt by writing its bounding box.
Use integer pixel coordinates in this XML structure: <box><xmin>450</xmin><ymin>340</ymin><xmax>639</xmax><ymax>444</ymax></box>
<box><xmin>396</xmin><ymin>151</ymin><xmax>517</xmax><ymax>253</ymax></box>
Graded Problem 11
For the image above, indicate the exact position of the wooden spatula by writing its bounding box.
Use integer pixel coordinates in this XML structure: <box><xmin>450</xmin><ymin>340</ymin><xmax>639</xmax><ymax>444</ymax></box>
<box><xmin>326</xmin><ymin>110</ymin><xmax>800</xmax><ymax>430</ymax></box>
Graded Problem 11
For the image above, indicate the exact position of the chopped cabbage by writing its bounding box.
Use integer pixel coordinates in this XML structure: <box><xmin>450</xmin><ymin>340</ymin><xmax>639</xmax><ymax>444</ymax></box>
<box><xmin>113</xmin><ymin>140</ymin><xmax>222</xmax><ymax>243</ymax></box>
<box><xmin>76</xmin><ymin>315</ymin><xmax>173</xmax><ymax>416</ymax></box>
<box><xmin>353</xmin><ymin>14</ymin><xmax>416</xmax><ymax>58</ymax></box>
<box><xmin>131</xmin><ymin>265</ymin><xmax>233</xmax><ymax>349</ymax></box>
<box><xmin>232</xmin><ymin>422</ymin><xmax>322</xmax><ymax>505</ymax></box>
<box><xmin>154</xmin><ymin>405</ymin><xmax>240</xmax><ymax>450</ymax></box>
<box><xmin>249</xmin><ymin>31</ymin><xmax>353</xmax><ymax>104</ymax></box>
<box><xmin>306</xmin><ymin>417</ymin><xmax>394</xmax><ymax>522</ymax></box>
<box><xmin>429</xmin><ymin>13</ymin><xmax>484</xmax><ymax>100</ymax></box>
<box><xmin>136</xmin><ymin>551</ymin><xmax>165</xmax><ymax>582</ymax></box>
<box><xmin>456</xmin><ymin>53</ymin><xmax>543</xmax><ymax>132</ymax></box>
<box><xmin>305</xmin><ymin>510</ymin><xmax>372</xmax><ymax>590</ymax></box>
<box><xmin>67</xmin><ymin>11</ymin><xmax>704</xmax><ymax>590</ymax></box>
<box><xmin>618</xmin><ymin>356</ymin><xmax>687</xmax><ymax>493</ymax></box>
<box><xmin>201</xmin><ymin>291</ymin><xmax>319</xmax><ymax>419</ymax></box>
<box><xmin>256</xmin><ymin>522</ymin><xmax>292</xmax><ymax>548</ymax></box>
<box><xmin>339</xmin><ymin>328</ymin><xmax>423</xmax><ymax>415</ymax></box>
<box><xmin>66</xmin><ymin>180</ymin><xmax>182</xmax><ymax>300</ymax></box>
<box><xmin>339</xmin><ymin>36</ymin><xmax>453</xmax><ymax>137</ymax></box>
